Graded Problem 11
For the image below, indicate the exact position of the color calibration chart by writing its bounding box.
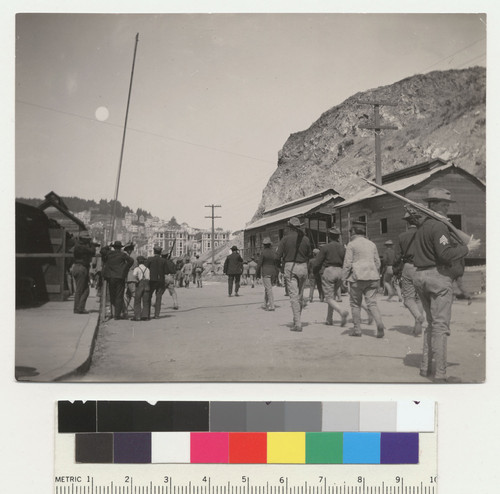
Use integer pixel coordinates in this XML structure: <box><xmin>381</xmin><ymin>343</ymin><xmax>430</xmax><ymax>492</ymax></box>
<box><xmin>55</xmin><ymin>401</ymin><xmax>438</xmax><ymax>494</ymax></box>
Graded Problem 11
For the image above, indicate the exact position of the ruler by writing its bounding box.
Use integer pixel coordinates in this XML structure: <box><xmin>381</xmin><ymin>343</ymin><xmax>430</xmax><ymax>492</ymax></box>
<box><xmin>54</xmin><ymin>473</ymin><xmax>438</xmax><ymax>494</ymax></box>
<box><xmin>55</xmin><ymin>434</ymin><xmax>437</xmax><ymax>494</ymax></box>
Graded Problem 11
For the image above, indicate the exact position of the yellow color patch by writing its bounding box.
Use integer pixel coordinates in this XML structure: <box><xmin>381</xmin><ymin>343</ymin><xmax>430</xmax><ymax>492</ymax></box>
<box><xmin>267</xmin><ymin>432</ymin><xmax>306</xmax><ymax>464</ymax></box>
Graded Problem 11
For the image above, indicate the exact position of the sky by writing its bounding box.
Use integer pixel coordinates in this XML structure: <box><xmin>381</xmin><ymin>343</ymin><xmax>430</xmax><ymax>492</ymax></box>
<box><xmin>14</xmin><ymin>10</ymin><xmax>488</xmax><ymax>232</ymax></box>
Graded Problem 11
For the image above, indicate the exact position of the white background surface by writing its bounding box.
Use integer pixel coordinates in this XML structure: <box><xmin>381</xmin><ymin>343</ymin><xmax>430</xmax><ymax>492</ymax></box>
<box><xmin>3</xmin><ymin>1</ymin><xmax>499</xmax><ymax>492</ymax></box>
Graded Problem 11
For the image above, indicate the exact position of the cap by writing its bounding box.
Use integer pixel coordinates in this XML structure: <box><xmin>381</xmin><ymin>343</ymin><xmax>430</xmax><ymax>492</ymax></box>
<box><xmin>288</xmin><ymin>217</ymin><xmax>304</xmax><ymax>228</ymax></box>
<box><xmin>328</xmin><ymin>226</ymin><xmax>341</xmax><ymax>235</ymax></box>
<box><xmin>384</xmin><ymin>240</ymin><xmax>394</xmax><ymax>245</ymax></box>
<box><xmin>153</xmin><ymin>245</ymin><xmax>162</xmax><ymax>253</ymax></box>
<box><xmin>161</xmin><ymin>249</ymin><xmax>169</xmax><ymax>256</ymax></box>
<box><xmin>262</xmin><ymin>237</ymin><xmax>272</xmax><ymax>245</ymax></box>
<box><xmin>79</xmin><ymin>230</ymin><xmax>91</xmax><ymax>239</ymax></box>
<box><xmin>231</xmin><ymin>245</ymin><xmax>239</xmax><ymax>251</ymax></box>
<box><xmin>137</xmin><ymin>255</ymin><xmax>147</xmax><ymax>264</ymax></box>
<box><xmin>313</xmin><ymin>248</ymin><xmax>320</xmax><ymax>254</ymax></box>
<box><xmin>424</xmin><ymin>187</ymin><xmax>455</xmax><ymax>203</ymax></box>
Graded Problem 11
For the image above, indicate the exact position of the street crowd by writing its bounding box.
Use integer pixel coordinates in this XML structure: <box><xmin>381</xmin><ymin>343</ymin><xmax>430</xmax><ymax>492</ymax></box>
<box><xmin>69</xmin><ymin>187</ymin><xmax>480</xmax><ymax>384</ymax></box>
<box><xmin>220</xmin><ymin>187</ymin><xmax>480</xmax><ymax>384</ymax></box>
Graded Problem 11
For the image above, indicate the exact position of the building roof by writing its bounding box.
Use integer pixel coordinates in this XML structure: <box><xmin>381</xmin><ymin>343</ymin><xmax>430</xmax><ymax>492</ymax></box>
<box><xmin>245</xmin><ymin>188</ymin><xmax>342</xmax><ymax>231</ymax></box>
<box><xmin>381</xmin><ymin>158</ymin><xmax>448</xmax><ymax>184</ymax></box>
<box><xmin>38</xmin><ymin>191</ymin><xmax>87</xmax><ymax>230</ymax></box>
<box><xmin>334</xmin><ymin>162</ymin><xmax>483</xmax><ymax>209</ymax></box>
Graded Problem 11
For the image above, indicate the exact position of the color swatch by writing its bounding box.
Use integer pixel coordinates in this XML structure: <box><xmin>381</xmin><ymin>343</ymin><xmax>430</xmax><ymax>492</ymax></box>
<box><xmin>58</xmin><ymin>400</ymin><xmax>434</xmax><ymax>433</ymax></box>
<box><xmin>58</xmin><ymin>401</ymin><xmax>433</xmax><ymax>465</ymax></box>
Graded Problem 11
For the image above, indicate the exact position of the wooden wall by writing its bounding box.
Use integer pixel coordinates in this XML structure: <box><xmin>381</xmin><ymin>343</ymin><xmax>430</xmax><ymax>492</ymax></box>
<box><xmin>336</xmin><ymin>168</ymin><xmax>486</xmax><ymax>259</ymax></box>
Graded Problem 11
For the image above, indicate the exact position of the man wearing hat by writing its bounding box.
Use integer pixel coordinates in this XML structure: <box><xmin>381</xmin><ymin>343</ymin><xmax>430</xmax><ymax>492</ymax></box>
<box><xmin>146</xmin><ymin>245</ymin><xmax>171</xmax><ymax>318</ymax></box>
<box><xmin>161</xmin><ymin>249</ymin><xmax>179</xmax><ymax>309</ymax></box>
<box><xmin>248</xmin><ymin>257</ymin><xmax>258</xmax><ymax>288</ymax></box>
<box><xmin>122</xmin><ymin>242</ymin><xmax>137</xmax><ymax>318</ymax></box>
<box><xmin>223</xmin><ymin>246</ymin><xmax>244</xmax><ymax>296</ymax></box>
<box><xmin>276</xmin><ymin>217</ymin><xmax>312</xmax><ymax>331</ymax></box>
<box><xmin>381</xmin><ymin>239</ymin><xmax>402</xmax><ymax>302</ymax></box>
<box><xmin>394</xmin><ymin>208</ymin><xmax>425</xmax><ymax>336</ymax></box>
<box><xmin>256</xmin><ymin>237</ymin><xmax>278</xmax><ymax>311</ymax></box>
<box><xmin>192</xmin><ymin>254</ymin><xmax>205</xmax><ymax>288</ymax></box>
<box><xmin>342</xmin><ymin>220</ymin><xmax>385</xmax><ymax>337</ymax></box>
<box><xmin>413</xmin><ymin>187</ymin><xmax>479</xmax><ymax>382</ymax></box>
<box><xmin>132</xmin><ymin>255</ymin><xmax>150</xmax><ymax>321</ymax></box>
<box><xmin>313</xmin><ymin>227</ymin><xmax>349</xmax><ymax>327</ymax></box>
<box><xmin>71</xmin><ymin>230</ymin><xmax>96</xmax><ymax>314</ymax></box>
<box><xmin>308</xmin><ymin>248</ymin><xmax>324</xmax><ymax>303</ymax></box>
<box><xmin>102</xmin><ymin>240</ymin><xmax>134</xmax><ymax>320</ymax></box>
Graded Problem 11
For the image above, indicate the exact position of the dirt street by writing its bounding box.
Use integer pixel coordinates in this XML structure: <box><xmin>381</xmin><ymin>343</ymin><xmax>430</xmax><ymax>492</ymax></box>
<box><xmin>70</xmin><ymin>281</ymin><xmax>485</xmax><ymax>383</ymax></box>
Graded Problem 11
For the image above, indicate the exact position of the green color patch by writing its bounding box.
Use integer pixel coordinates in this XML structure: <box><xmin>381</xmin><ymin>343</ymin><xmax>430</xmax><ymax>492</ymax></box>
<box><xmin>306</xmin><ymin>432</ymin><xmax>343</xmax><ymax>464</ymax></box>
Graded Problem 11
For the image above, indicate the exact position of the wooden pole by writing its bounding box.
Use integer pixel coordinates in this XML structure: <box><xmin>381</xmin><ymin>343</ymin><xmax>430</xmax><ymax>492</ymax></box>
<box><xmin>205</xmin><ymin>204</ymin><xmax>221</xmax><ymax>274</ymax></box>
<box><xmin>109</xmin><ymin>33</ymin><xmax>140</xmax><ymax>241</ymax></box>
<box><xmin>357</xmin><ymin>100</ymin><xmax>398</xmax><ymax>184</ymax></box>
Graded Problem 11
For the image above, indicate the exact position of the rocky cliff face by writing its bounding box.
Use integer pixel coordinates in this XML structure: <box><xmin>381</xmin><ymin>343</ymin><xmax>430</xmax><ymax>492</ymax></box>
<box><xmin>252</xmin><ymin>67</ymin><xmax>486</xmax><ymax>221</ymax></box>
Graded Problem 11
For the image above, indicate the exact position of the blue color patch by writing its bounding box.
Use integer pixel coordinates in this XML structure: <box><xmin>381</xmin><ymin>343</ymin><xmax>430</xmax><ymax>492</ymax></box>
<box><xmin>343</xmin><ymin>432</ymin><xmax>381</xmax><ymax>464</ymax></box>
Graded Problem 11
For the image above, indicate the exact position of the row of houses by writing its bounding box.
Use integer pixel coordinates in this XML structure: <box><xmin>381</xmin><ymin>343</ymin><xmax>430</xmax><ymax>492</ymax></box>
<box><xmin>243</xmin><ymin>159</ymin><xmax>486</xmax><ymax>264</ymax></box>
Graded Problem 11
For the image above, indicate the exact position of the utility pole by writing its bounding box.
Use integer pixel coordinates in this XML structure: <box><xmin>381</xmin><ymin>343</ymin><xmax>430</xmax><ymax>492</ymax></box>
<box><xmin>357</xmin><ymin>100</ymin><xmax>398</xmax><ymax>184</ymax></box>
<box><xmin>205</xmin><ymin>204</ymin><xmax>222</xmax><ymax>274</ymax></box>
<box><xmin>109</xmin><ymin>33</ymin><xmax>140</xmax><ymax>241</ymax></box>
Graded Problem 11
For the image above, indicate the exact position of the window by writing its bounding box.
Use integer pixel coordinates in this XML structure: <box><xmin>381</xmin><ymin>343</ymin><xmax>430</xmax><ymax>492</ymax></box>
<box><xmin>279</xmin><ymin>229</ymin><xmax>284</xmax><ymax>240</ymax></box>
<box><xmin>380</xmin><ymin>218</ymin><xmax>388</xmax><ymax>234</ymax></box>
<box><xmin>207</xmin><ymin>242</ymin><xmax>211</xmax><ymax>248</ymax></box>
<box><xmin>447</xmin><ymin>214</ymin><xmax>462</xmax><ymax>230</ymax></box>
<box><xmin>358</xmin><ymin>215</ymin><xmax>367</xmax><ymax>223</ymax></box>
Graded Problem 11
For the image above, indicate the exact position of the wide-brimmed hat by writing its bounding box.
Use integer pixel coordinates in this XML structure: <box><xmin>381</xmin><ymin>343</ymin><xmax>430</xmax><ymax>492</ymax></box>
<box><xmin>231</xmin><ymin>245</ymin><xmax>239</xmax><ymax>251</ymax></box>
<box><xmin>328</xmin><ymin>226</ymin><xmax>341</xmax><ymax>235</ymax></box>
<box><xmin>351</xmin><ymin>220</ymin><xmax>367</xmax><ymax>227</ymax></box>
<box><xmin>262</xmin><ymin>237</ymin><xmax>272</xmax><ymax>245</ymax></box>
<box><xmin>124</xmin><ymin>242</ymin><xmax>135</xmax><ymax>251</ymax></box>
<box><xmin>424</xmin><ymin>187</ymin><xmax>455</xmax><ymax>203</ymax></box>
<box><xmin>288</xmin><ymin>217</ymin><xmax>304</xmax><ymax>228</ymax></box>
<box><xmin>112</xmin><ymin>240</ymin><xmax>124</xmax><ymax>249</ymax></box>
<box><xmin>384</xmin><ymin>240</ymin><xmax>394</xmax><ymax>246</ymax></box>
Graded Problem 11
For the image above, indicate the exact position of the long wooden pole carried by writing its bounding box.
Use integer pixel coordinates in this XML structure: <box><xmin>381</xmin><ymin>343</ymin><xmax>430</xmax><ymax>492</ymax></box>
<box><xmin>361</xmin><ymin>177</ymin><xmax>471</xmax><ymax>245</ymax></box>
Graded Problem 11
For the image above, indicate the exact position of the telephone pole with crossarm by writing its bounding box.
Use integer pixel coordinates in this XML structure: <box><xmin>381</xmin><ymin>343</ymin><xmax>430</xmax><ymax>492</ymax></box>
<box><xmin>205</xmin><ymin>204</ymin><xmax>222</xmax><ymax>274</ymax></box>
<box><xmin>357</xmin><ymin>100</ymin><xmax>398</xmax><ymax>184</ymax></box>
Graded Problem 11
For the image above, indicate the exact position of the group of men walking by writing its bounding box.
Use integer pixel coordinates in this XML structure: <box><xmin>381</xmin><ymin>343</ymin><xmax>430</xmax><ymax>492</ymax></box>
<box><xmin>236</xmin><ymin>187</ymin><xmax>478</xmax><ymax>383</ymax></box>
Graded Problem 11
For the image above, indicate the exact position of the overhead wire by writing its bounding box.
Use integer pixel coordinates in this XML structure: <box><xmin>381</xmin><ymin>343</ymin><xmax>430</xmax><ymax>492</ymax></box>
<box><xmin>16</xmin><ymin>98</ymin><xmax>277</xmax><ymax>167</ymax></box>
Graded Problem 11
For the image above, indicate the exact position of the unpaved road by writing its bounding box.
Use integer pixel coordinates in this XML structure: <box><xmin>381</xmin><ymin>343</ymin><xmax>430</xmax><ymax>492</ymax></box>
<box><xmin>70</xmin><ymin>281</ymin><xmax>485</xmax><ymax>383</ymax></box>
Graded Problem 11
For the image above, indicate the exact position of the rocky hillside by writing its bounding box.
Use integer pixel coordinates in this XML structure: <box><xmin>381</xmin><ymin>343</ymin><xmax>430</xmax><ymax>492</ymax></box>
<box><xmin>252</xmin><ymin>67</ymin><xmax>485</xmax><ymax>221</ymax></box>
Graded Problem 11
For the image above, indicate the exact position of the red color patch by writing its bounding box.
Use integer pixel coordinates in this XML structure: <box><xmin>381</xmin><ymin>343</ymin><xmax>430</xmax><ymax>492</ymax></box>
<box><xmin>229</xmin><ymin>432</ymin><xmax>267</xmax><ymax>464</ymax></box>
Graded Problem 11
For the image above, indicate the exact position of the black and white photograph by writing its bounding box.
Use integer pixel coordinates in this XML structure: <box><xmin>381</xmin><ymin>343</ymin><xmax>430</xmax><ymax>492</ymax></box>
<box><xmin>14</xmin><ymin>12</ymin><xmax>487</xmax><ymax>384</ymax></box>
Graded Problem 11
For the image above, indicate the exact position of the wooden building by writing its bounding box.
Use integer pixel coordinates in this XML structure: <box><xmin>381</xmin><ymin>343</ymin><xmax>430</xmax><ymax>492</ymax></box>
<box><xmin>333</xmin><ymin>160</ymin><xmax>486</xmax><ymax>262</ymax></box>
<box><xmin>243</xmin><ymin>188</ymin><xmax>344</xmax><ymax>259</ymax></box>
<box><xmin>37</xmin><ymin>192</ymin><xmax>88</xmax><ymax>300</ymax></box>
<box><xmin>38</xmin><ymin>191</ymin><xmax>87</xmax><ymax>236</ymax></box>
